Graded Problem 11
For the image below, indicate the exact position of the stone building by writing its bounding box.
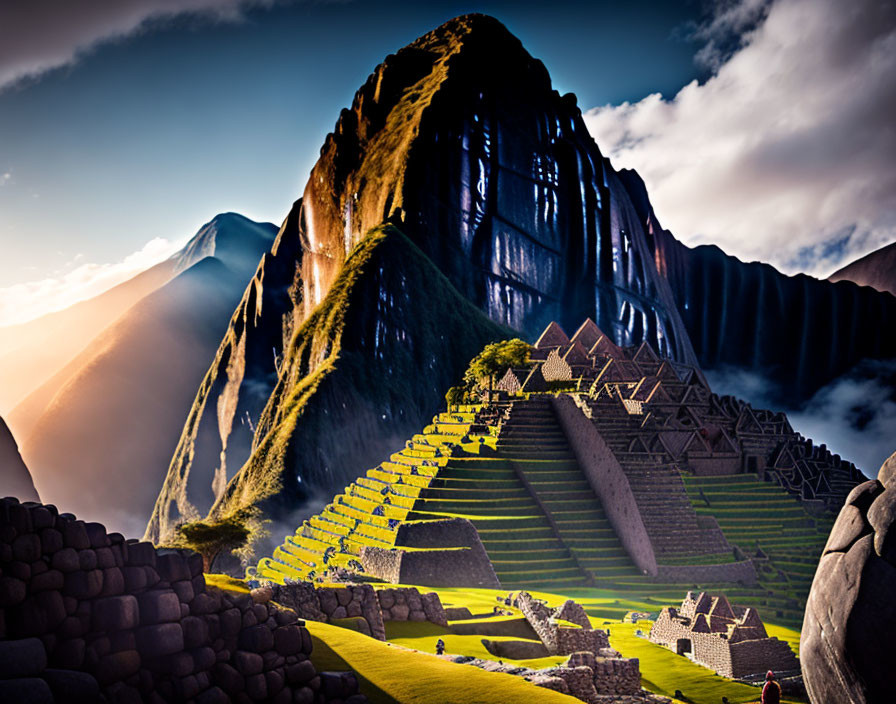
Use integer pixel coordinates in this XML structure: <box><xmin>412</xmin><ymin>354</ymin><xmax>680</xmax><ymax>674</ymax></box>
<box><xmin>649</xmin><ymin>591</ymin><xmax>800</xmax><ymax>679</ymax></box>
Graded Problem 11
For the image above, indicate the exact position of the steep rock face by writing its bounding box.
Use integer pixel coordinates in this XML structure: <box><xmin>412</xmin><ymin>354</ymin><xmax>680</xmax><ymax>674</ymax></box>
<box><xmin>147</xmin><ymin>204</ymin><xmax>305</xmax><ymax>536</ymax></box>
<box><xmin>828</xmin><ymin>241</ymin><xmax>896</xmax><ymax>297</ymax></box>
<box><xmin>617</xmin><ymin>171</ymin><xmax>896</xmax><ymax>403</ymax></box>
<box><xmin>0</xmin><ymin>416</ymin><xmax>39</xmax><ymax>502</ymax></box>
<box><xmin>147</xmin><ymin>225</ymin><xmax>509</xmax><ymax>543</ymax></box>
<box><xmin>297</xmin><ymin>14</ymin><xmax>696</xmax><ymax>363</ymax></box>
<box><xmin>801</xmin><ymin>452</ymin><xmax>896</xmax><ymax>703</ymax></box>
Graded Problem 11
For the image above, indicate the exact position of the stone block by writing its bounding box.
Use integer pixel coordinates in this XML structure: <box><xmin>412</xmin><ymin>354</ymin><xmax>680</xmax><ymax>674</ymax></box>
<box><xmin>286</xmin><ymin>659</ymin><xmax>316</xmax><ymax>684</ymax></box>
<box><xmin>220</xmin><ymin>607</ymin><xmax>242</xmax><ymax>636</ymax></box>
<box><xmin>78</xmin><ymin>549</ymin><xmax>97</xmax><ymax>570</ymax></box>
<box><xmin>12</xmin><ymin>533</ymin><xmax>41</xmax><ymax>562</ymax></box>
<box><xmin>172</xmin><ymin>579</ymin><xmax>194</xmax><ymax>604</ymax></box>
<box><xmin>42</xmin><ymin>668</ymin><xmax>99</xmax><ymax>703</ymax></box>
<box><xmin>83</xmin><ymin>522</ymin><xmax>107</xmax><ymax>548</ymax></box>
<box><xmin>191</xmin><ymin>592</ymin><xmax>219</xmax><ymax>615</ymax></box>
<box><xmin>274</xmin><ymin>625</ymin><xmax>303</xmax><ymax>655</ymax></box>
<box><xmin>126</xmin><ymin>541</ymin><xmax>156</xmax><ymax>567</ymax></box>
<box><xmin>239</xmin><ymin>624</ymin><xmax>274</xmax><ymax>653</ymax></box>
<box><xmin>156</xmin><ymin>552</ymin><xmax>191</xmax><ymax>582</ymax></box>
<box><xmin>213</xmin><ymin>662</ymin><xmax>244</xmax><ymax>692</ymax></box>
<box><xmin>233</xmin><ymin>650</ymin><xmax>263</xmax><ymax>676</ymax></box>
<box><xmin>182</xmin><ymin>615</ymin><xmax>209</xmax><ymax>648</ymax></box>
<box><xmin>155</xmin><ymin>650</ymin><xmax>194</xmax><ymax>677</ymax></box>
<box><xmin>30</xmin><ymin>569</ymin><xmax>64</xmax><ymax>593</ymax></box>
<box><xmin>51</xmin><ymin>638</ymin><xmax>85</xmax><ymax>669</ymax></box>
<box><xmin>29</xmin><ymin>506</ymin><xmax>54</xmax><ymax>530</ymax></box>
<box><xmin>96</xmin><ymin>650</ymin><xmax>141</xmax><ymax>685</ymax></box>
<box><xmin>0</xmin><ymin>576</ymin><xmax>26</xmax><ymax>606</ymax></box>
<box><xmin>122</xmin><ymin>566</ymin><xmax>147</xmax><ymax>591</ymax></box>
<box><xmin>0</xmin><ymin>637</ymin><xmax>47</xmax><ymax>677</ymax></box>
<box><xmin>137</xmin><ymin>590</ymin><xmax>181</xmax><ymax>624</ymax></box>
<box><xmin>95</xmin><ymin>546</ymin><xmax>116</xmax><ymax>569</ymax></box>
<box><xmin>245</xmin><ymin>673</ymin><xmax>267</xmax><ymax>700</ymax></box>
<box><xmin>64</xmin><ymin>569</ymin><xmax>103</xmax><ymax>599</ymax></box>
<box><xmin>0</xmin><ymin>677</ymin><xmax>53</xmax><ymax>703</ymax></box>
<box><xmin>93</xmin><ymin>595</ymin><xmax>139</xmax><ymax>631</ymax></box>
<box><xmin>196</xmin><ymin>686</ymin><xmax>230</xmax><ymax>704</ymax></box>
<box><xmin>61</xmin><ymin>521</ymin><xmax>90</xmax><ymax>550</ymax></box>
<box><xmin>39</xmin><ymin>528</ymin><xmax>63</xmax><ymax>554</ymax></box>
<box><xmin>190</xmin><ymin>645</ymin><xmax>216</xmax><ymax>671</ymax></box>
<box><xmin>136</xmin><ymin>623</ymin><xmax>184</xmax><ymax>658</ymax></box>
<box><xmin>51</xmin><ymin>548</ymin><xmax>80</xmax><ymax>573</ymax></box>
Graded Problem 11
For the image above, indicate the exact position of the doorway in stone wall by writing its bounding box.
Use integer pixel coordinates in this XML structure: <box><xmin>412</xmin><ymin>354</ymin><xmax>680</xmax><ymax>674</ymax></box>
<box><xmin>676</xmin><ymin>638</ymin><xmax>692</xmax><ymax>656</ymax></box>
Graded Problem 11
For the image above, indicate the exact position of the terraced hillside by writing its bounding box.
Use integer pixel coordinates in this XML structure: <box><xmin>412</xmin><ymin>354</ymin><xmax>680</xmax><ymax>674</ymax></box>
<box><xmin>682</xmin><ymin>473</ymin><xmax>834</xmax><ymax>621</ymax></box>
<box><xmin>255</xmin><ymin>392</ymin><xmax>835</xmax><ymax>626</ymax></box>
<box><xmin>255</xmin><ymin>405</ymin><xmax>494</xmax><ymax>582</ymax></box>
<box><xmin>410</xmin><ymin>395</ymin><xmax>638</xmax><ymax>589</ymax></box>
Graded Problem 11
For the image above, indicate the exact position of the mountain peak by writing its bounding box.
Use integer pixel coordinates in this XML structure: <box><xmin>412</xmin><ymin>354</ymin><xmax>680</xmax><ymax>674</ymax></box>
<box><xmin>171</xmin><ymin>212</ymin><xmax>277</xmax><ymax>277</ymax></box>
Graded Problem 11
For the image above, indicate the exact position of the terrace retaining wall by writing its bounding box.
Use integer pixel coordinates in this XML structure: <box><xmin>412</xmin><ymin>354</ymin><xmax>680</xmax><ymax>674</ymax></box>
<box><xmin>0</xmin><ymin>497</ymin><xmax>366</xmax><ymax>703</ymax></box>
<box><xmin>654</xmin><ymin>559</ymin><xmax>758</xmax><ymax>585</ymax></box>
<box><xmin>551</xmin><ymin>395</ymin><xmax>658</xmax><ymax>576</ymax></box>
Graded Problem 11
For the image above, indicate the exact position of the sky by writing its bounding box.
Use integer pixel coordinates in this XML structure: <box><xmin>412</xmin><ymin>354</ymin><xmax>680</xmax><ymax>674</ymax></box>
<box><xmin>0</xmin><ymin>0</ymin><xmax>894</xmax><ymax>326</ymax></box>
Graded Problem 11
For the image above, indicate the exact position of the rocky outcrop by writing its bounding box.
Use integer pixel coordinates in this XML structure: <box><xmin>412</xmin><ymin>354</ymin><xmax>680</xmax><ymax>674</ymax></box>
<box><xmin>0</xmin><ymin>416</ymin><xmax>38</xmax><ymax>503</ymax></box>
<box><xmin>801</xmin><ymin>451</ymin><xmax>896</xmax><ymax>703</ymax></box>
<box><xmin>0</xmin><ymin>496</ymin><xmax>366</xmax><ymax>704</ymax></box>
<box><xmin>828</xmin><ymin>241</ymin><xmax>896</xmax><ymax>297</ymax></box>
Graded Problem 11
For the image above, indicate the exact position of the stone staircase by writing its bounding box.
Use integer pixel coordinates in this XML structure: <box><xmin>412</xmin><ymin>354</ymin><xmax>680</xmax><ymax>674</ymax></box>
<box><xmin>583</xmin><ymin>398</ymin><xmax>731</xmax><ymax>559</ymax></box>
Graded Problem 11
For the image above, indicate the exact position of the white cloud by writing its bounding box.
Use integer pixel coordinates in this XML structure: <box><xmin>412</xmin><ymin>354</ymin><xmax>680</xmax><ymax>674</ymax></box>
<box><xmin>584</xmin><ymin>0</ymin><xmax>896</xmax><ymax>277</ymax></box>
<box><xmin>0</xmin><ymin>236</ymin><xmax>183</xmax><ymax>326</ymax></box>
<box><xmin>0</xmin><ymin>1</ymin><xmax>288</xmax><ymax>92</ymax></box>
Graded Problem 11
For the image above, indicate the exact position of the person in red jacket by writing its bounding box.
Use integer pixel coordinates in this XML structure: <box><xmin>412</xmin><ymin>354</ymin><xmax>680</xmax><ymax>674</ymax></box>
<box><xmin>762</xmin><ymin>670</ymin><xmax>781</xmax><ymax>704</ymax></box>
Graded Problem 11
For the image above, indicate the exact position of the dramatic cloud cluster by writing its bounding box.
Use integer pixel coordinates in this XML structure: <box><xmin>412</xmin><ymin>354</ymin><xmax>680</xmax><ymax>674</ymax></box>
<box><xmin>706</xmin><ymin>360</ymin><xmax>896</xmax><ymax>479</ymax></box>
<box><xmin>0</xmin><ymin>236</ymin><xmax>182</xmax><ymax>326</ymax></box>
<box><xmin>0</xmin><ymin>0</ymin><xmax>287</xmax><ymax>92</ymax></box>
<box><xmin>585</xmin><ymin>0</ymin><xmax>896</xmax><ymax>277</ymax></box>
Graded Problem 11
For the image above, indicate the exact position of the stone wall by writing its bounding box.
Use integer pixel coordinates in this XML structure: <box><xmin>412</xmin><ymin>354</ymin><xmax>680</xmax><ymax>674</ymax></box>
<box><xmin>515</xmin><ymin>592</ymin><xmax>610</xmax><ymax>656</ymax></box>
<box><xmin>376</xmin><ymin>588</ymin><xmax>447</xmax><ymax>627</ymax></box>
<box><xmin>654</xmin><ymin>559</ymin><xmax>758</xmax><ymax>585</ymax></box>
<box><xmin>551</xmin><ymin>395</ymin><xmax>658</xmax><ymax>576</ymax></box>
<box><xmin>0</xmin><ymin>497</ymin><xmax>366</xmax><ymax>704</ymax></box>
<box><xmin>729</xmin><ymin>638</ymin><xmax>799</xmax><ymax>679</ymax></box>
<box><xmin>361</xmin><ymin>518</ymin><xmax>500</xmax><ymax>589</ymax></box>
<box><xmin>567</xmin><ymin>650</ymin><xmax>641</xmax><ymax>696</ymax></box>
<box><xmin>268</xmin><ymin>583</ymin><xmax>447</xmax><ymax>637</ymax></box>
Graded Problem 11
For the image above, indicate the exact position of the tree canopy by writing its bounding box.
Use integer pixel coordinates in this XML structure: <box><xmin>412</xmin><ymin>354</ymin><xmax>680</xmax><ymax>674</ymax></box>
<box><xmin>463</xmin><ymin>338</ymin><xmax>531</xmax><ymax>391</ymax></box>
<box><xmin>175</xmin><ymin>507</ymin><xmax>262</xmax><ymax>572</ymax></box>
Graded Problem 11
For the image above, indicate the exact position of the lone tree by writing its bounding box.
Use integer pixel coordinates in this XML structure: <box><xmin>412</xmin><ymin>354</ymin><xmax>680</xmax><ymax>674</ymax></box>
<box><xmin>463</xmin><ymin>338</ymin><xmax>531</xmax><ymax>397</ymax></box>
<box><xmin>175</xmin><ymin>508</ymin><xmax>260</xmax><ymax>572</ymax></box>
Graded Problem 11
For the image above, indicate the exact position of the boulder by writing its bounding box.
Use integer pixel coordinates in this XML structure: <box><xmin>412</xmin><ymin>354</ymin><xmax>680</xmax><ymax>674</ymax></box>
<box><xmin>802</xmin><ymin>454</ymin><xmax>896</xmax><ymax>704</ymax></box>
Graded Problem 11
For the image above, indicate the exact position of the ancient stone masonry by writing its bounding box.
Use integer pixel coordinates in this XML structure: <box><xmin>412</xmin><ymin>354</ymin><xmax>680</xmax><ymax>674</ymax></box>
<box><xmin>468</xmin><ymin>591</ymin><xmax>644</xmax><ymax>703</ymax></box>
<box><xmin>266</xmin><ymin>582</ymin><xmax>448</xmax><ymax>641</ymax></box>
<box><xmin>0</xmin><ymin>497</ymin><xmax>367</xmax><ymax>704</ymax></box>
<box><xmin>515</xmin><ymin>592</ymin><xmax>609</xmax><ymax>656</ymax></box>
<box><xmin>649</xmin><ymin>591</ymin><xmax>799</xmax><ymax>680</ymax></box>
<box><xmin>503</xmin><ymin>319</ymin><xmax>865</xmax><ymax>573</ymax></box>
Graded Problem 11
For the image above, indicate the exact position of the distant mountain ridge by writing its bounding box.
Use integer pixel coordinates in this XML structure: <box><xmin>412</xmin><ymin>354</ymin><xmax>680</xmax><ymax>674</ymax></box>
<box><xmin>828</xmin><ymin>241</ymin><xmax>896</xmax><ymax>297</ymax></box>
<box><xmin>15</xmin><ymin>213</ymin><xmax>276</xmax><ymax>536</ymax></box>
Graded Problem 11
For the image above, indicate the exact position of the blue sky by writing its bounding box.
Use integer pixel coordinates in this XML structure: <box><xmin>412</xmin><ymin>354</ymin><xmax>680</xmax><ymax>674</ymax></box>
<box><xmin>1</xmin><ymin>0</ymin><xmax>894</xmax><ymax>324</ymax></box>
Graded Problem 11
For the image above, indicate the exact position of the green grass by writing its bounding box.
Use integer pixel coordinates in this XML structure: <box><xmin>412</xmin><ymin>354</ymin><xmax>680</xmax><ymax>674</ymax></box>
<box><xmin>306</xmin><ymin>620</ymin><xmax>579</xmax><ymax>704</ymax></box>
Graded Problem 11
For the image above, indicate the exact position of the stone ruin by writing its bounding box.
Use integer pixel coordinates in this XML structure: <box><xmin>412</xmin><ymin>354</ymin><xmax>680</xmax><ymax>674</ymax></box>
<box><xmin>266</xmin><ymin>581</ymin><xmax>448</xmax><ymax>642</ymax></box>
<box><xmin>501</xmin><ymin>318</ymin><xmax>866</xmax><ymax>512</ymax></box>
<box><xmin>0</xmin><ymin>496</ymin><xmax>367</xmax><ymax>704</ymax></box>
<box><xmin>472</xmin><ymin>591</ymin><xmax>644</xmax><ymax>702</ymax></box>
<box><xmin>649</xmin><ymin>591</ymin><xmax>799</xmax><ymax>680</ymax></box>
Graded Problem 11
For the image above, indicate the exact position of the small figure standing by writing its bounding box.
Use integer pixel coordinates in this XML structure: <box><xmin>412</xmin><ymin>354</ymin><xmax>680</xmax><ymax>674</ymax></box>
<box><xmin>761</xmin><ymin>671</ymin><xmax>781</xmax><ymax>704</ymax></box>
<box><xmin>435</xmin><ymin>638</ymin><xmax>445</xmax><ymax>656</ymax></box>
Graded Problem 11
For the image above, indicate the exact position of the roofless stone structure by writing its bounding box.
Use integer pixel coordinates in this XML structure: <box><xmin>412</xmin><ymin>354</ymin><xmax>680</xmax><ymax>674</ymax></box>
<box><xmin>650</xmin><ymin>591</ymin><xmax>799</xmax><ymax>679</ymax></box>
